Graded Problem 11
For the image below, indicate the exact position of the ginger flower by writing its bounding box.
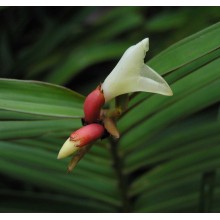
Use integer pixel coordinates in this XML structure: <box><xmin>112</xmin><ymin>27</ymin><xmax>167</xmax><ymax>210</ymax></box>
<box><xmin>57</xmin><ymin>38</ymin><xmax>173</xmax><ymax>170</ymax></box>
<box><xmin>102</xmin><ymin>38</ymin><xmax>173</xmax><ymax>102</ymax></box>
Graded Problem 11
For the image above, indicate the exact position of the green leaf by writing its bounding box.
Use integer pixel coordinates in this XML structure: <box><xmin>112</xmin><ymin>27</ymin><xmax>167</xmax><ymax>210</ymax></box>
<box><xmin>131</xmin><ymin>146</ymin><xmax>220</xmax><ymax>195</ymax></box>
<box><xmin>125</xmin><ymin>122</ymin><xmax>220</xmax><ymax>173</ymax></box>
<box><xmin>0</xmin><ymin>119</ymin><xmax>82</xmax><ymax>140</ymax></box>
<box><xmin>0</xmin><ymin>141</ymin><xmax>120</xmax><ymax>207</ymax></box>
<box><xmin>0</xmin><ymin>79</ymin><xmax>84</xmax><ymax>118</ymax></box>
<box><xmin>0</xmin><ymin>190</ymin><xmax>115</xmax><ymax>212</ymax></box>
<box><xmin>148</xmin><ymin>22</ymin><xmax>220</xmax><ymax>74</ymax></box>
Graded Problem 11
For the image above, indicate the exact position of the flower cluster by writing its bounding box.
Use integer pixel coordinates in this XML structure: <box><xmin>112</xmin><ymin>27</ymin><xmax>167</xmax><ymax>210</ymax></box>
<box><xmin>57</xmin><ymin>38</ymin><xmax>173</xmax><ymax>171</ymax></box>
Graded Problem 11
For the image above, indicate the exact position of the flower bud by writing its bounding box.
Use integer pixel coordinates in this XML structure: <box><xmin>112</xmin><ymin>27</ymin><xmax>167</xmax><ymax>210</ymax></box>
<box><xmin>70</xmin><ymin>123</ymin><xmax>105</xmax><ymax>146</ymax></box>
<box><xmin>83</xmin><ymin>85</ymin><xmax>105</xmax><ymax>124</ymax></box>
<box><xmin>57</xmin><ymin>124</ymin><xmax>105</xmax><ymax>159</ymax></box>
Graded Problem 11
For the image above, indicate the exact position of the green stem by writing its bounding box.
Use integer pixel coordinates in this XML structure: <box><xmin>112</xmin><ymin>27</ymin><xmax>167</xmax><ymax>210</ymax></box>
<box><xmin>109</xmin><ymin>139</ymin><xmax>131</xmax><ymax>212</ymax></box>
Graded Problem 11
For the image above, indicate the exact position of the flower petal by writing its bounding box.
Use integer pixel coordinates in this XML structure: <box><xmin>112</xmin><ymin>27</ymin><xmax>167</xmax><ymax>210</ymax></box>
<box><xmin>102</xmin><ymin>38</ymin><xmax>173</xmax><ymax>102</ymax></box>
<box><xmin>102</xmin><ymin>38</ymin><xmax>149</xmax><ymax>102</ymax></box>
<box><xmin>138</xmin><ymin>64</ymin><xmax>173</xmax><ymax>96</ymax></box>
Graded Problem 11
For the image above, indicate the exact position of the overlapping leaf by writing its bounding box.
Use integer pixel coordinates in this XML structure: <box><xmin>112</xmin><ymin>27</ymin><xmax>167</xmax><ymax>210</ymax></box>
<box><xmin>0</xmin><ymin>79</ymin><xmax>84</xmax><ymax>118</ymax></box>
<box><xmin>116</xmin><ymin>22</ymin><xmax>220</xmax><ymax>212</ymax></box>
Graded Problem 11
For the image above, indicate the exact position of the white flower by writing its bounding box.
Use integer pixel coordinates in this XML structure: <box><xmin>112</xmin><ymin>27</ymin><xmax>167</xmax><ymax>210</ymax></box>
<box><xmin>101</xmin><ymin>38</ymin><xmax>173</xmax><ymax>102</ymax></box>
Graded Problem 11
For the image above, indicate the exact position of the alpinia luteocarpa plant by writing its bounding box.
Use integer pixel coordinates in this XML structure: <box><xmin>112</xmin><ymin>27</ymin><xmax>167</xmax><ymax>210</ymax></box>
<box><xmin>57</xmin><ymin>38</ymin><xmax>173</xmax><ymax>171</ymax></box>
<box><xmin>1</xmin><ymin>20</ymin><xmax>220</xmax><ymax>212</ymax></box>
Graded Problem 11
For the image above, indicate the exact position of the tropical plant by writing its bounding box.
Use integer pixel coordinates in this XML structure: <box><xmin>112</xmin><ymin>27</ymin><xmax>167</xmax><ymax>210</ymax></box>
<box><xmin>0</xmin><ymin>7</ymin><xmax>220</xmax><ymax>213</ymax></box>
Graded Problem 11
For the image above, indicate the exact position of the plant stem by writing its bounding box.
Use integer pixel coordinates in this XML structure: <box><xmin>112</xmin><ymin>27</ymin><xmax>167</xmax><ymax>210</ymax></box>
<box><xmin>109</xmin><ymin>139</ymin><xmax>131</xmax><ymax>212</ymax></box>
<box><xmin>199</xmin><ymin>170</ymin><xmax>216</xmax><ymax>212</ymax></box>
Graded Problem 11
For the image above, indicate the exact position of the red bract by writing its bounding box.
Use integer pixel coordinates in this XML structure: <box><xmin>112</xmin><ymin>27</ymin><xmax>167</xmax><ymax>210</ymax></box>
<box><xmin>83</xmin><ymin>85</ymin><xmax>105</xmax><ymax>124</ymax></box>
<box><xmin>70</xmin><ymin>124</ymin><xmax>105</xmax><ymax>147</ymax></box>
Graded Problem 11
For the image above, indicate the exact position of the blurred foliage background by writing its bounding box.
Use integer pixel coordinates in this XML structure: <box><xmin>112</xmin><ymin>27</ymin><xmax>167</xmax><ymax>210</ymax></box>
<box><xmin>0</xmin><ymin>6</ymin><xmax>220</xmax><ymax>213</ymax></box>
<box><xmin>1</xmin><ymin>6</ymin><xmax>220</xmax><ymax>93</ymax></box>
